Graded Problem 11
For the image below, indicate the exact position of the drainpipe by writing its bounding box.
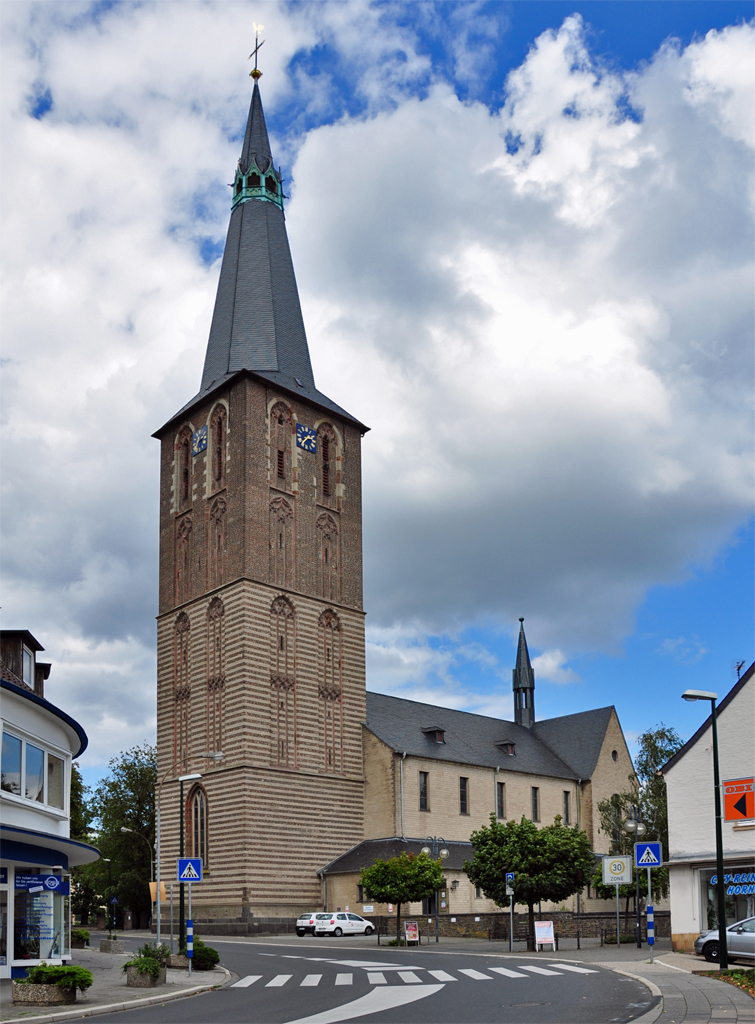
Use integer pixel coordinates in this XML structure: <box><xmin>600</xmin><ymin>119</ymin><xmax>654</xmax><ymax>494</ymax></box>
<box><xmin>576</xmin><ymin>780</ymin><xmax>582</xmax><ymax>915</ymax></box>
<box><xmin>399</xmin><ymin>752</ymin><xmax>407</xmax><ymax>839</ymax></box>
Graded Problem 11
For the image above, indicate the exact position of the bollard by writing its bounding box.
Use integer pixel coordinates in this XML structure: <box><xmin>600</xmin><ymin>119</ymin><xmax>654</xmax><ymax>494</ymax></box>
<box><xmin>646</xmin><ymin>906</ymin><xmax>654</xmax><ymax>963</ymax></box>
<box><xmin>187</xmin><ymin>919</ymin><xmax>193</xmax><ymax>977</ymax></box>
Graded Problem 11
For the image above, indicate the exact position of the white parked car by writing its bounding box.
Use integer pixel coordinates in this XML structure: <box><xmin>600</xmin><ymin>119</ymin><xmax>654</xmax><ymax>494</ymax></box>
<box><xmin>295</xmin><ymin>912</ymin><xmax>319</xmax><ymax>936</ymax></box>
<box><xmin>314</xmin><ymin>912</ymin><xmax>374</xmax><ymax>937</ymax></box>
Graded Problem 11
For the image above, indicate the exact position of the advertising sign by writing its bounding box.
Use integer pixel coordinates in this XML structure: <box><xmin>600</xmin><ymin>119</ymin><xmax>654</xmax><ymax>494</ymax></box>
<box><xmin>149</xmin><ymin>881</ymin><xmax>167</xmax><ymax>902</ymax></box>
<box><xmin>14</xmin><ymin>874</ymin><xmax>70</xmax><ymax>895</ymax></box>
<box><xmin>602</xmin><ymin>856</ymin><xmax>632</xmax><ymax>885</ymax></box>
<box><xmin>534</xmin><ymin>920</ymin><xmax>555</xmax><ymax>949</ymax></box>
<box><xmin>724</xmin><ymin>778</ymin><xmax>754</xmax><ymax>821</ymax></box>
<box><xmin>404</xmin><ymin>920</ymin><xmax>419</xmax><ymax>945</ymax></box>
<box><xmin>362</xmin><ymin>905</ymin><xmax>374</xmax><ymax>913</ymax></box>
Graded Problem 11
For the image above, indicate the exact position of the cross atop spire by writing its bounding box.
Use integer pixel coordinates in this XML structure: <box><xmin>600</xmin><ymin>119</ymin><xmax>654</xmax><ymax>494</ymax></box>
<box><xmin>513</xmin><ymin>618</ymin><xmax>536</xmax><ymax>728</ymax></box>
<box><xmin>249</xmin><ymin>23</ymin><xmax>265</xmax><ymax>80</ymax></box>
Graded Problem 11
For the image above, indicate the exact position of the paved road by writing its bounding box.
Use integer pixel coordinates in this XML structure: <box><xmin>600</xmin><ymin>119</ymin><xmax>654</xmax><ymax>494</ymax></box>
<box><xmin>80</xmin><ymin>938</ymin><xmax>654</xmax><ymax>1023</ymax></box>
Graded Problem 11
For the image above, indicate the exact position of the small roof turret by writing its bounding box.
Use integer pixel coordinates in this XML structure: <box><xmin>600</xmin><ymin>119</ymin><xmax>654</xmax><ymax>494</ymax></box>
<box><xmin>513</xmin><ymin>618</ymin><xmax>535</xmax><ymax>728</ymax></box>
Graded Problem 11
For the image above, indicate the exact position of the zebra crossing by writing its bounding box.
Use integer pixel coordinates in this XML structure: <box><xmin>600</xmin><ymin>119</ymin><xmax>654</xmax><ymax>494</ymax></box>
<box><xmin>231</xmin><ymin>961</ymin><xmax>599</xmax><ymax>990</ymax></box>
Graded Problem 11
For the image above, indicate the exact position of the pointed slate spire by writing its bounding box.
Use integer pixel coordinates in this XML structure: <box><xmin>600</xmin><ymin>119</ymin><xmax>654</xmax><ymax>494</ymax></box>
<box><xmin>240</xmin><ymin>81</ymin><xmax>273</xmax><ymax>174</ymax></box>
<box><xmin>512</xmin><ymin>618</ymin><xmax>535</xmax><ymax>728</ymax></box>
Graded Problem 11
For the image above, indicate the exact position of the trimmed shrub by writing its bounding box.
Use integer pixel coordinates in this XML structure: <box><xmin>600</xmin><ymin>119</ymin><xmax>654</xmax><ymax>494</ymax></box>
<box><xmin>19</xmin><ymin>964</ymin><xmax>94</xmax><ymax>992</ymax></box>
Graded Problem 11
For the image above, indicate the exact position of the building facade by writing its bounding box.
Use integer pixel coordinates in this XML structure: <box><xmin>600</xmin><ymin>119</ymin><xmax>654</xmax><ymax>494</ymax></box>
<box><xmin>0</xmin><ymin>631</ymin><xmax>100</xmax><ymax>978</ymax></box>
<box><xmin>153</xmin><ymin>78</ymin><xmax>369</xmax><ymax>920</ymax></box>
<box><xmin>155</xmin><ymin>75</ymin><xmax>640</xmax><ymax>927</ymax></box>
<box><xmin>662</xmin><ymin>665</ymin><xmax>755</xmax><ymax>952</ymax></box>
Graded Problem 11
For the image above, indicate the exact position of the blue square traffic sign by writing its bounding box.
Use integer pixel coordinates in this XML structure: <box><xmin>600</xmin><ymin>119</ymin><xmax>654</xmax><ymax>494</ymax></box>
<box><xmin>635</xmin><ymin>842</ymin><xmax>662</xmax><ymax>867</ymax></box>
<box><xmin>177</xmin><ymin>858</ymin><xmax>203</xmax><ymax>882</ymax></box>
<box><xmin>505</xmin><ymin>872</ymin><xmax>515</xmax><ymax>883</ymax></box>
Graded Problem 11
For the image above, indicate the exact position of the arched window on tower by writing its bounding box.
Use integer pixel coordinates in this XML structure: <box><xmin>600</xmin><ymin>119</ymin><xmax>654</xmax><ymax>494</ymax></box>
<box><xmin>175</xmin><ymin>515</ymin><xmax>193</xmax><ymax>605</ymax></box>
<box><xmin>176</xmin><ymin>426</ymin><xmax>193</xmax><ymax>511</ymax></box>
<box><xmin>317</xmin><ymin>424</ymin><xmax>338</xmax><ymax>509</ymax></box>
<box><xmin>265</xmin><ymin>175</ymin><xmax>278</xmax><ymax>194</ymax></box>
<box><xmin>270</xmin><ymin>597</ymin><xmax>296</xmax><ymax>766</ymax></box>
<box><xmin>248</xmin><ymin>172</ymin><xmax>261</xmax><ymax>188</ymax></box>
<box><xmin>206</xmin><ymin>597</ymin><xmax>225</xmax><ymax>755</ymax></box>
<box><xmin>209</xmin><ymin>497</ymin><xmax>227</xmax><ymax>590</ymax></box>
<box><xmin>316</xmin><ymin>513</ymin><xmax>340</xmax><ymax>601</ymax></box>
<box><xmin>189</xmin><ymin>785</ymin><xmax>208</xmax><ymax>866</ymax></box>
<box><xmin>210</xmin><ymin>405</ymin><xmax>227</xmax><ymax>492</ymax></box>
<box><xmin>269</xmin><ymin>496</ymin><xmax>294</xmax><ymax>588</ymax></box>
<box><xmin>270</xmin><ymin>403</ymin><xmax>292</xmax><ymax>492</ymax></box>
<box><xmin>173</xmin><ymin>612</ymin><xmax>191</xmax><ymax>769</ymax></box>
<box><xmin>318</xmin><ymin>610</ymin><xmax>343</xmax><ymax>773</ymax></box>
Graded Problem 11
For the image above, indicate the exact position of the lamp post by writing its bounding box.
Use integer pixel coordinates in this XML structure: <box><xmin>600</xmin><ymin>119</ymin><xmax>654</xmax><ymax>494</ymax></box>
<box><xmin>103</xmin><ymin>859</ymin><xmax>113</xmax><ymax>936</ymax></box>
<box><xmin>682</xmin><ymin>689</ymin><xmax>728</xmax><ymax>969</ymax></box>
<box><xmin>421</xmin><ymin>837</ymin><xmax>449</xmax><ymax>944</ymax></box>
<box><xmin>177</xmin><ymin>772</ymin><xmax>202</xmax><ymax>952</ymax></box>
<box><xmin>121</xmin><ymin>827</ymin><xmax>155</xmax><ymax>883</ymax></box>
<box><xmin>623</xmin><ymin>808</ymin><xmax>647</xmax><ymax>948</ymax></box>
<box><xmin>155</xmin><ymin>752</ymin><xmax>223</xmax><ymax>950</ymax></box>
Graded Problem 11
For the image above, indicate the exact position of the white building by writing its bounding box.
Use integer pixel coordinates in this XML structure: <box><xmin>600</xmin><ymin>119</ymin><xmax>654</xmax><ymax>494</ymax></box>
<box><xmin>1</xmin><ymin>630</ymin><xmax>100</xmax><ymax>978</ymax></box>
<box><xmin>662</xmin><ymin>663</ymin><xmax>755</xmax><ymax>952</ymax></box>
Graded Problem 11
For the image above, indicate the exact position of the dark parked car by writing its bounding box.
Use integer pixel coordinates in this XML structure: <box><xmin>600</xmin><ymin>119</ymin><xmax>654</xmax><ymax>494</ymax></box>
<box><xmin>694</xmin><ymin>917</ymin><xmax>755</xmax><ymax>963</ymax></box>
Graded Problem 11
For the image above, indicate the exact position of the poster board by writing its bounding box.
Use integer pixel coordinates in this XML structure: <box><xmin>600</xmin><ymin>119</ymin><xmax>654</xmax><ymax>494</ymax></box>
<box><xmin>404</xmin><ymin>920</ymin><xmax>420</xmax><ymax>945</ymax></box>
<box><xmin>534</xmin><ymin>920</ymin><xmax>555</xmax><ymax>949</ymax></box>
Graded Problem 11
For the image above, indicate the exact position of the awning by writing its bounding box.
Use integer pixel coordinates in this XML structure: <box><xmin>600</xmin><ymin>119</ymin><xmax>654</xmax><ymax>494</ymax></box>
<box><xmin>1</xmin><ymin>824</ymin><xmax>100</xmax><ymax>869</ymax></box>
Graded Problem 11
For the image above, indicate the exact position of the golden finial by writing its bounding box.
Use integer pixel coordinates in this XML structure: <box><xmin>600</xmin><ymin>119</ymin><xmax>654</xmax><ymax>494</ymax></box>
<box><xmin>249</xmin><ymin>24</ymin><xmax>265</xmax><ymax>79</ymax></box>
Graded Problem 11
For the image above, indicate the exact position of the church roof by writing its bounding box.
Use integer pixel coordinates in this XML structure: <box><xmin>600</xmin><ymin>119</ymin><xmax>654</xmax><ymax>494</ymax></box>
<box><xmin>319</xmin><ymin>837</ymin><xmax>474</xmax><ymax>876</ymax></box>
<box><xmin>532</xmin><ymin>706</ymin><xmax>615</xmax><ymax>779</ymax></box>
<box><xmin>364</xmin><ymin>691</ymin><xmax>588</xmax><ymax>780</ymax></box>
<box><xmin>156</xmin><ymin>80</ymin><xmax>366</xmax><ymax>435</ymax></box>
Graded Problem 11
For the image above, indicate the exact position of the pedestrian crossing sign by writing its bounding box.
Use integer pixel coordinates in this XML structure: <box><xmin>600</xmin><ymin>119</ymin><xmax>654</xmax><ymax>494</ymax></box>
<box><xmin>635</xmin><ymin>842</ymin><xmax>662</xmax><ymax>867</ymax></box>
<box><xmin>177</xmin><ymin>857</ymin><xmax>203</xmax><ymax>882</ymax></box>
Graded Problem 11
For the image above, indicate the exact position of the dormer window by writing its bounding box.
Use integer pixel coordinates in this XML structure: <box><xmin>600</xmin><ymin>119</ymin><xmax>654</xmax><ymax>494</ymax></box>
<box><xmin>22</xmin><ymin>647</ymin><xmax>34</xmax><ymax>687</ymax></box>
<box><xmin>497</xmin><ymin>741</ymin><xmax>516</xmax><ymax>756</ymax></box>
<box><xmin>422</xmin><ymin>727</ymin><xmax>445</xmax><ymax>744</ymax></box>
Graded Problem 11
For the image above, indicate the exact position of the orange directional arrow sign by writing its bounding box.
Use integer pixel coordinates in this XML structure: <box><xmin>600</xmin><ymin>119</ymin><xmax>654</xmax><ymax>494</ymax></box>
<box><xmin>724</xmin><ymin>778</ymin><xmax>754</xmax><ymax>821</ymax></box>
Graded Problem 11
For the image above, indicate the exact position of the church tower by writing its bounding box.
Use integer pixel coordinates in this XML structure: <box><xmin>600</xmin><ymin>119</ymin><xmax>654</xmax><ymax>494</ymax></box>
<box><xmin>153</xmin><ymin>72</ymin><xmax>368</xmax><ymax>920</ymax></box>
<box><xmin>512</xmin><ymin>618</ymin><xmax>535</xmax><ymax>729</ymax></box>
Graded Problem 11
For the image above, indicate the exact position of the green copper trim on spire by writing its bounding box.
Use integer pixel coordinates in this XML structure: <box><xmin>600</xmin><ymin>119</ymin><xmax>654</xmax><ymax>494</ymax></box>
<box><xmin>231</xmin><ymin>160</ymin><xmax>284</xmax><ymax>212</ymax></box>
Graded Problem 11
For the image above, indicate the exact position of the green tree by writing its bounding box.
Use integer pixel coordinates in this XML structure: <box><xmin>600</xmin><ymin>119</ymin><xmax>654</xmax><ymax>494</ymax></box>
<box><xmin>464</xmin><ymin>815</ymin><xmax>594</xmax><ymax>950</ymax></box>
<box><xmin>634</xmin><ymin>724</ymin><xmax>683</xmax><ymax>860</ymax></box>
<box><xmin>69</xmin><ymin>762</ymin><xmax>93</xmax><ymax>842</ymax></box>
<box><xmin>360</xmin><ymin>853</ymin><xmax>444</xmax><ymax>944</ymax></box>
<box><xmin>88</xmin><ymin>744</ymin><xmax>157</xmax><ymax>927</ymax></box>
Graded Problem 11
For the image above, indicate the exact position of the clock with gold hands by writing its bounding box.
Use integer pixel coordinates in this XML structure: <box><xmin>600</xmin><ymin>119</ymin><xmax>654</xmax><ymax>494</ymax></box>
<box><xmin>296</xmin><ymin>424</ymin><xmax>317</xmax><ymax>453</ymax></box>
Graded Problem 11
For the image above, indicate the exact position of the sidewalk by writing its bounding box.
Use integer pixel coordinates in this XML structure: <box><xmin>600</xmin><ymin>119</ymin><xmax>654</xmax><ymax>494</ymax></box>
<box><xmin>0</xmin><ymin>947</ymin><xmax>229</xmax><ymax>1024</ymax></box>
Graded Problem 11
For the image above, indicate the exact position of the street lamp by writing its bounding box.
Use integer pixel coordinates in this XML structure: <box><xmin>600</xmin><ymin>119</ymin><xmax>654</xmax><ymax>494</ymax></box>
<box><xmin>623</xmin><ymin>808</ymin><xmax>647</xmax><ymax>948</ymax></box>
<box><xmin>421</xmin><ymin>837</ymin><xmax>449</xmax><ymax>944</ymax></box>
<box><xmin>102</xmin><ymin>859</ymin><xmax>114</xmax><ymax>936</ymax></box>
<box><xmin>682</xmin><ymin>689</ymin><xmax>728</xmax><ymax>969</ymax></box>
<box><xmin>155</xmin><ymin>751</ymin><xmax>223</xmax><ymax>950</ymax></box>
<box><xmin>120</xmin><ymin>827</ymin><xmax>155</xmax><ymax>882</ymax></box>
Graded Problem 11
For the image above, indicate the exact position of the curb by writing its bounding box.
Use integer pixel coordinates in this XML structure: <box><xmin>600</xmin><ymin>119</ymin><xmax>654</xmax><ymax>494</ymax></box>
<box><xmin>1</xmin><ymin>966</ymin><xmax>230</xmax><ymax>1024</ymax></box>
<box><xmin>609</xmin><ymin>967</ymin><xmax>663</xmax><ymax>1024</ymax></box>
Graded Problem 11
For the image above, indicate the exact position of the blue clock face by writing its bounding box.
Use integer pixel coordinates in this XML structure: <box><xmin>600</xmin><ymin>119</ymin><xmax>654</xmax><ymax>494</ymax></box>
<box><xmin>296</xmin><ymin>424</ymin><xmax>317</xmax><ymax>453</ymax></box>
<box><xmin>192</xmin><ymin>425</ymin><xmax>208</xmax><ymax>456</ymax></box>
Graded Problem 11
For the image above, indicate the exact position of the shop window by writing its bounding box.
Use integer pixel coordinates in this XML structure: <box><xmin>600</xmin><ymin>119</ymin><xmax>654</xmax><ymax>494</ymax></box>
<box><xmin>1</xmin><ymin>731</ymin><xmax>66</xmax><ymax>809</ymax></box>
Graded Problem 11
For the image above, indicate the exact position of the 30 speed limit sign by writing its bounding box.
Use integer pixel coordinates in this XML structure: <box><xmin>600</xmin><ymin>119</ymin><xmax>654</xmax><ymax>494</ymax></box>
<box><xmin>602</xmin><ymin>856</ymin><xmax>632</xmax><ymax>885</ymax></box>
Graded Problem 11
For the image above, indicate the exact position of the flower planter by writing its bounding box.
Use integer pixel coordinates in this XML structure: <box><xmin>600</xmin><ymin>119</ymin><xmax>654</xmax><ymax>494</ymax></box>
<box><xmin>100</xmin><ymin>938</ymin><xmax>126</xmax><ymax>953</ymax></box>
<box><xmin>71</xmin><ymin>938</ymin><xmax>87</xmax><ymax>949</ymax></box>
<box><xmin>125</xmin><ymin>965</ymin><xmax>166</xmax><ymax>988</ymax></box>
<box><xmin>166</xmin><ymin>954</ymin><xmax>189</xmax><ymax>969</ymax></box>
<box><xmin>12</xmin><ymin>982</ymin><xmax>77</xmax><ymax>1006</ymax></box>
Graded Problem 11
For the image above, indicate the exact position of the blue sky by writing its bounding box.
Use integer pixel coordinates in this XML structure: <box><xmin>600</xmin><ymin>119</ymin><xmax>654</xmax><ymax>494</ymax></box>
<box><xmin>1</xmin><ymin>1</ymin><xmax>752</xmax><ymax>790</ymax></box>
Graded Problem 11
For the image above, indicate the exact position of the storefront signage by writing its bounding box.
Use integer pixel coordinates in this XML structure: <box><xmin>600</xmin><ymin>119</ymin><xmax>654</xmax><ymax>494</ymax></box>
<box><xmin>710</xmin><ymin>872</ymin><xmax>755</xmax><ymax>896</ymax></box>
<box><xmin>14</xmin><ymin>874</ymin><xmax>70</xmax><ymax>895</ymax></box>
<box><xmin>0</xmin><ymin>867</ymin><xmax>7</xmax><ymax>884</ymax></box>
<box><xmin>724</xmin><ymin>778</ymin><xmax>754</xmax><ymax>821</ymax></box>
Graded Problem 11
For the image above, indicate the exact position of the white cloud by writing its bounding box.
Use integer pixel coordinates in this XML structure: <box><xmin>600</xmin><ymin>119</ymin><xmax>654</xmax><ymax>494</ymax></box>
<box><xmin>531</xmin><ymin>650</ymin><xmax>580</xmax><ymax>684</ymax></box>
<box><xmin>1</xmin><ymin>4</ymin><xmax>752</xmax><ymax>763</ymax></box>
<box><xmin>658</xmin><ymin>636</ymin><xmax>711</xmax><ymax>665</ymax></box>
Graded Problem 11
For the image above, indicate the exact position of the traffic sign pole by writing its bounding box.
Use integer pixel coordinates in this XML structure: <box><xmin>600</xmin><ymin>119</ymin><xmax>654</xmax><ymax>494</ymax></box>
<box><xmin>187</xmin><ymin>915</ymin><xmax>193</xmax><ymax>977</ymax></box>
<box><xmin>506</xmin><ymin>873</ymin><xmax>515</xmax><ymax>952</ymax></box>
<box><xmin>647</xmin><ymin>904</ymin><xmax>654</xmax><ymax>963</ymax></box>
<box><xmin>615</xmin><ymin>884</ymin><xmax>620</xmax><ymax>948</ymax></box>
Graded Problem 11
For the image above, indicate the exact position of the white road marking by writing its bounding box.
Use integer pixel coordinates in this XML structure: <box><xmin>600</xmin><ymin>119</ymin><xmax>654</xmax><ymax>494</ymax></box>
<box><xmin>368</xmin><ymin>972</ymin><xmax>387</xmax><ymax>984</ymax></box>
<box><xmin>283</xmin><ymin>983</ymin><xmax>445</xmax><ymax>1024</ymax></box>
<box><xmin>548</xmin><ymin>963</ymin><xmax>599</xmax><ymax>974</ymax></box>
<box><xmin>427</xmin><ymin>970</ymin><xmax>458</xmax><ymax>982</ymax></box>
<box><xmin>266</xmin><ymin>974</ymin><xmax>293</xmax><ymax>987</ymax></box>
<box><xmin>398</xmin><ymin>971</ymin><xmax>422</xmax><ymax>984</ymax></box>
<box><xmin>458</xmin><ymin>968</ymin><xmax>493</xmax><ymax>980</ymax></box>
<box><xmin>519</xmin><ymin>965</ymin><xmax>563</xmax><ymax>976</ymax></box>
<box><xmin>323</xmin><ymin>960</ymin><xmax>419</xmax><ymax>969</ymax></box>
<box><xmin>300</xmin><ymin>975</ymin><xmax>322</xmax><ymax>987</ymax></box>
<box><xmin>231</xmin><ymin>975</ymin><xmax>262</xmax><ymax>988</ymax></box>
<box><xmin>489</xmin><ymin>967</ymin><xmax>528</xmax><ymax>978</ymax></box>
<box><xmin>334</xmin><ymin>973</ymin><xmax>353</xmax><ymax>986</ymax></box>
